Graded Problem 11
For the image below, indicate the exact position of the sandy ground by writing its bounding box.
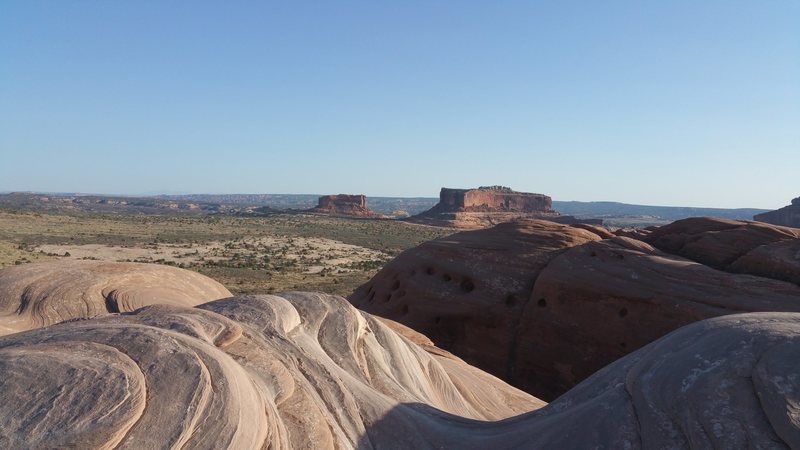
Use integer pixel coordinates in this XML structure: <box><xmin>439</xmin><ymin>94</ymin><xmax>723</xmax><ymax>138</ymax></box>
<box><xmin>35</xmin><ymin>235</ymin><xmax>390</xmax><ymax>274</ymax></box>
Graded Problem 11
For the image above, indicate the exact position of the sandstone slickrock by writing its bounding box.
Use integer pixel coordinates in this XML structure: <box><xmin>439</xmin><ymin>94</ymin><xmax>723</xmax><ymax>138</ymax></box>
<box><xmin>351</xmin><ymin>219</ymin><xmax>800</xmax><ymax>400</ymax></box>
<box><xmin>0</xmin><ymin>261</ymin><xmax>232</xmax><ymax>335</ymax></box>
<box><xmin>406</xmin><ymin>186</ymin><xmax>599</xmax><ymax>229</ymax></box>
<box><xmin>754</xmin><ymin>196</ymin><xmax>800</xmax><ymax>228</ymax></box>
<box><xmin>349</xmin><ymin>220</ymin><xmax>603</xmax><ymax>396</ymax></box>
<box><xmin>0</xmin><ymin>292</ymin><xmax>542</xmax><ymax>449</ymax></box>
<box><xmin>0</xmin><ymin>294</ymin><xmax>798</xmax><ymax>448</ymax></box>
<box><xmin>644</xmin><ymin>217</ymin><xmax>800</xmax><ymax>285</ymax></box>
<box><xmin>524</xmin><ymin>236</ymin><xmax>800</xmax><ymax>398</ymax></box>
<box><xmin>310</xmin><ymin>194</ymin><xmax>386</xmax><ymax>218</ymax></box>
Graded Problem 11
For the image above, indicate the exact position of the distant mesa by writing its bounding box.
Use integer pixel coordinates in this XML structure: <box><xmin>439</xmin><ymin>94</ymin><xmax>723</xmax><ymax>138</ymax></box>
<box><xmin>406</xmin><ymin>186</ymin><xmax>601</xmax><ymax>228</ymax></box>
<box><xmin>754</xmin><ymin>196</ymin><xmax>800</xmax><ymax>228</ymax></box>
<box><xmin>309</xmin><ymin>194</ymin><xmax>386</xmax><ymax>218</ymax></box>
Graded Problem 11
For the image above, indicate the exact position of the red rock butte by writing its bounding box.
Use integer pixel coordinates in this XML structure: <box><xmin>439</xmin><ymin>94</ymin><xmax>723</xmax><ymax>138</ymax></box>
<box><xmin>407</xmin><ymin>186</ymin><xmax>600</xmax><ymax>228</ymax></box>
<box><xmin>309</xmin><ymin>194</ymin><xmax>386</xmax><ymax>218</ymax></box>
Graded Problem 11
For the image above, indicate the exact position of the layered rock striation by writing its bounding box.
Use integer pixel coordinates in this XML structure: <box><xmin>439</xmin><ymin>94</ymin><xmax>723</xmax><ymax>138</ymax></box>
<box><xmin>754</xmin><ymin>196</ymin><xmax>800</xmax><ymax>228</ymax></box>
<box><xmin>407</xmin><ymin>186</ymin><xmax>600</xmax><ymax>228</ymax></box>
<box><xmin>0</xmin><ymin>288</ymin><xmax>798</xmax><ymax>448</ymax></box>
<box><xmin>309</xmin><ymin>194</ymin><xmax>386</xmax><ymax>218</ymax></box>
<box><xmin>0</xmin><ymin>260</ymin><xmax>232</xmax><ymax>335</ymax></box>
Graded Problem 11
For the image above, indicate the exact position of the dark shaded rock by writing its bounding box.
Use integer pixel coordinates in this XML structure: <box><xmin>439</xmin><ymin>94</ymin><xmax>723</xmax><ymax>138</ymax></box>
<box><xmin>754</xmin><ymin>197</ymin><xmax>800</xmax><ymax>227</ymax></box>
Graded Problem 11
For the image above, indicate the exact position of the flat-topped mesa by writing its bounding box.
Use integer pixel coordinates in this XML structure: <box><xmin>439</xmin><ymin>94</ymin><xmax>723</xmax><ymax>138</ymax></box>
<box><xmin>408</xmin><ymin>186</ymin><xmax>600</xmax><ymax>229</ymax></box>
<box><xmin>754</xmin><ymin>196</ymin><xmax>800</xmax><ymax>228</ymax></box>
<box><xmin>309</xmin><ymin>194</ymin><xmax>386</xmax><ymax>218</ymax></box>
<box><xmin>438</xmin><ymin>187</ymin><xmax>554</xmax><ymax>213</ymax></box>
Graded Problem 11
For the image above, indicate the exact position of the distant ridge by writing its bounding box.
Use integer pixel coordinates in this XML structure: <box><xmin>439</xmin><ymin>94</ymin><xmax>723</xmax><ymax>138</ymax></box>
<box><xmin>553</xmin><ymin>200</ymin><xmax>769</xmax><ymax>222</ymax></box>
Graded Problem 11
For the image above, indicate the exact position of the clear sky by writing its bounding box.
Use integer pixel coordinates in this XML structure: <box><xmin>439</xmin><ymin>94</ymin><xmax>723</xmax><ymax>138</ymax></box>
<box><xmin>1</xmin><ymin>1</ymin><xmax>798</xmax><ymax>208</ymax></box>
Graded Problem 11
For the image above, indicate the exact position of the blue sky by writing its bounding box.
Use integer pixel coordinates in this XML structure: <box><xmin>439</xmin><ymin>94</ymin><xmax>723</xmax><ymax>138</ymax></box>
<box><xmin>1</xmin><ymin>1</ymin><xmax>798</xmax><ymax>208</ymax></box>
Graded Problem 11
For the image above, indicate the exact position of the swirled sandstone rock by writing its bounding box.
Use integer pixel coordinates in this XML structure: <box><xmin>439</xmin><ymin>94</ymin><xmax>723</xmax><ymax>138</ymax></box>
<box><xmin>0</xmin><ymin>261</ymin><xmax>232</xmax><ymax>335</ymax></box>
<box><xmin>0</xmin><ymin>294</ymin><xmax>798</xmax><ymax>448</ymax></box>
<box><xmin>0</xmin><ymin>292</ymin><xmax>542</xmax><ymax>449</ymax></box>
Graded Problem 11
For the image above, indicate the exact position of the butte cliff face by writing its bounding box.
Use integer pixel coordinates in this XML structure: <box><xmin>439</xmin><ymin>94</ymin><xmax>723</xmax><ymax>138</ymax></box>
<box><xmin>350</xmin><ymin>217</ymin><xmax>800</xmax><ymax>400</ymax></box>
<box><xmin>407</xmin><ymin>186</ymin><xmax>598</xmax><ymax>228</ymax></box>
<box><xmin>309</xmin><ymin>194</ymin><xmax>386</xmax><ymax>218</ymax></box>
<box><xmin>754</xmin><ymin>196</ymin><xmax>800</xmax><ymax>228</ymax></box>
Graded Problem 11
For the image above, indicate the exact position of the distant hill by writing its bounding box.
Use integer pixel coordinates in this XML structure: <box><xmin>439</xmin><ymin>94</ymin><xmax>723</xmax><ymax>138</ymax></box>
<box><xmin>553</xmin><ymin>201</ymin><xmax>769</xmax><ymax>225</ymax></box>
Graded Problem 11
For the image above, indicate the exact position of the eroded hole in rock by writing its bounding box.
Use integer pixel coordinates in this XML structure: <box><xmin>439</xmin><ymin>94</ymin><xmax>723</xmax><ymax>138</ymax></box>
<box><xmin>385</xmin><ymin>293</ymin><xmax>393</xmax><ymax>303</ymax></box>
<box><xmin>104</xmin><ymin>293</ymin><xmax>120</xmax><ymax>313</ymax></box>
<box><xmin>425</xmin><ymin>267</ymin><xmax>435</xmax><ymax>275</ymax></box>
<box><xmin>537</xmin><ymin>298</ymin><xmax>547</xmax><ymax>308</ymax></box>
<box><xmin>619</xmin><ymin>307</ymin><xmax>629</xmax><ymax>318</ymax></box>
<box><xmin>442</xmin><ymin>274</ymin><xmax>452</xmax><ymax>282</ymax></box>
<box><xmin>505</xmin><ymin>294</ymin><xmax>517</xmax><ymax>307</ymax></box>
<box><xmin>391</xmin><ymin>280</ymin><xmax>400</xmax><ymax>291</ymax></box>
<box><xmin>590</xmin><ymin>251</ymin><xmax>597</xmax><ymax>257</ymax></box>
<box><xmin>367</xmin><ymin>292</ymin><xmax>376</xmax><ymax>303</ymax></box>
<box><xmin>460</xmin><ymin>278</ymin><xmax>475</xmax><ymax>293</ymax></box>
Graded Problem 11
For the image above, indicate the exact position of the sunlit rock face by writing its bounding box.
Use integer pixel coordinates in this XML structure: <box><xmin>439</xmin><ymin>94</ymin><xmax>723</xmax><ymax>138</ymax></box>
<box><xmin>310</xmin><ymin>194</ymin><xmax>386</xmax><ymax>218</ymax></box>
<box><xmin>0</xmin><ymin>260</ymin><xmax>232</xmax><ymax>335</ymax></box>
<box><xmin>406</xmin><ymin>186</ymin><xmax>596</xmax><ymax>228</ymax></box>
<box><xmin>0</xmin><ymin>292</ymin><xmax>542</xmax><ymax>449</ymax></box>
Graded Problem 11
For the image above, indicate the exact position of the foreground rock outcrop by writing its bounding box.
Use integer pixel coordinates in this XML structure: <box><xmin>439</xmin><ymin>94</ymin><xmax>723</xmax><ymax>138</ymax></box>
<box><xmin>0</xmin><ymin>290</ymin><xmax>798</xmax><ymax>448</ymax></box>
<box><xmin>349</xmin><ymin>220</ymin><xmax>604</xmax><ymax>398</ymax></box>
<box><xmin>0</xmin><ymin>261</ymin><xmax>232</xmax><ymax>335</ymax></box>
<box><xmin>309</xmin><ymin>194</ymin><xmax>386</xmax><ymax>218</ymax></box>
<box><xmin>0</xmin><ymin>292</ymin><xmax>541</xmax><ymax>449</ymax></box>
<box><xmin>754</xmin><ymin>196</ymin><xmax>800</xmax><ymax>228</ymax></box>
<box><xmin>644</xmin><ymin>217</ymin><xmax>800</xmax><ymax>286</ymax></box>
<box><xmin>351</xmin><ymin>218</ymin><xmax>800</xmax><ymax>400</ymax></box>
<box><xmin>406</xmin><ymin>186</ymin><xmax>599</xmax><ymax>228</ymax></box>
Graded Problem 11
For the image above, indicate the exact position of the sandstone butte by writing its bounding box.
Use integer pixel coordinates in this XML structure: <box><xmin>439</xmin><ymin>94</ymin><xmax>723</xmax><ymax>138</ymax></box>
<box><xmin>308</xmin><ymin>194</ymin><xmax>386</xmax><ymax>218</ymax></box>
<box><xmin>754</xmin><ymin>196</ymin><xmax>800</xmax><ymax>228</ymax></box>
<box><xmin>350</xmin><ymin>217</ymin><xmax>800</xmax><ymax>401</ymax></box>
<box><xmin>0</xmin><ymin>261</ymin><xmax>799</xmax><ymax>448</ymax></box>
<box><xmin>406</xmin><ymin>185</ymin><xmax>601</xmax><ymax>229</ymax></box>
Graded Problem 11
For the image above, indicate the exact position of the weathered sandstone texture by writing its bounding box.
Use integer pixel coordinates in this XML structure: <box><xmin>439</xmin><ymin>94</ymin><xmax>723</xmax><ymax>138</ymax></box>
<box><xmin>0</xmin><ymin>260</ymin><xmax>231</xmax><ymax>335</ymax></box>
<box><xmin>407</xmin><ymin>186</ymin><xmax>601</xmax><ymax>228</ymax></box>
<box><xmin>350</xmin><ymin>218</ymin><xmax>800</xmax><ymax>400</ymax></box>
<box><xmin>754</xmin><ymin>196</ymin><xmax>800</xmax><ymax>228</ymax></box>
<box><xmin>0</xmin><ymin>294</ymin><xmax>798</xmax><ymax>448</ymax></box>
<box><xmin>309</xmin><ymin>194</ymin><xmax>386</xmax><ymax>218</ymax></box>
<box><xmin>0</xmin><ymin>292</ymin><xmax>542</xmax><ymax>449</ymax></box>
<box><xmin>644</xmin><ymin>217</ymin><xmax>800</xmax><ymax>285</ymax></box>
